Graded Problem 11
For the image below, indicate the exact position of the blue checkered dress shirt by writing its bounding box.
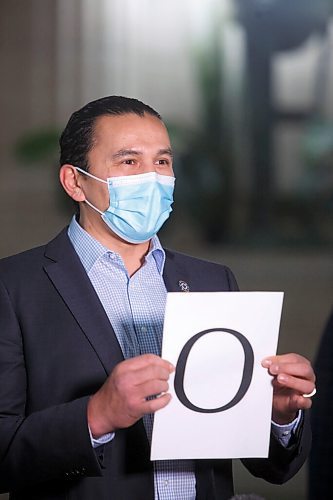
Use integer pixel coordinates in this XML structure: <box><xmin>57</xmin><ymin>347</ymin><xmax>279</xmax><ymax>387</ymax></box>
<box><xmin>68</xmin><ymin>216</ymin><xmax>196</xmax><ymax>499</ymax></box>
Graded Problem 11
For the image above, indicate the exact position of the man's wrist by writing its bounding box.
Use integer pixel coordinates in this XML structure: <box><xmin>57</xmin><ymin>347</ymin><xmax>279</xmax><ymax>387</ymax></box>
<box><xmin>271</xmin><ymin>410</ymin><xmax>302</xmax><ymax>447</ymax></box>
<box><xmin>87</xmin><ymin>394</ymin><xmax>115</xmax><ymax>438</ymax></box>
<box><xmin>88</xmin><ymin>426</ymin><xmax>115</xmax><ymax>448</ymax></box>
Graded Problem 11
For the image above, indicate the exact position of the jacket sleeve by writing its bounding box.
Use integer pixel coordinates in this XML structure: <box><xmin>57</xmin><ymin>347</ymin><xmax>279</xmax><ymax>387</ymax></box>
<box><xmin>0</xmin><ymin>279</ymin><xmax>102</xmax><ymax>492</ymax></box>
<box><xmin>241</xmin><ymin>398</ymin><xmax>311</xmax><ymax>484</ymax></box>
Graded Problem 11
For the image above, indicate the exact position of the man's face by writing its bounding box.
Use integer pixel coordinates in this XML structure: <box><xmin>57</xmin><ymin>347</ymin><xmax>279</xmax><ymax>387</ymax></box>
<box><xmin>79</xmin><ymin>112</ymin><xmax>174</xmax><ymax>215</ymax></box>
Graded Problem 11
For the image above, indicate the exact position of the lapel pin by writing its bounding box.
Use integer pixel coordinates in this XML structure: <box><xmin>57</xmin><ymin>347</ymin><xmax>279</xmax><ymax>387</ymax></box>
<box><xmin>178</xmin><ymin>280</ymin><xmax>190</xmax><ymax>292</ymax></box>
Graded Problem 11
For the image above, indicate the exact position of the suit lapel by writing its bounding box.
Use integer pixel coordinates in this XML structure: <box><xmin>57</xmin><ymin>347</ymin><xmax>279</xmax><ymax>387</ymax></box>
<box><xmin>163</xmin><ymin>249</ymin><xmax>190</xmax><ymax>292</ymax></box>
<box><xmin>43</xmin><ymin>229</ymin><xmax>123</xmax><ymax>375</ymax></box>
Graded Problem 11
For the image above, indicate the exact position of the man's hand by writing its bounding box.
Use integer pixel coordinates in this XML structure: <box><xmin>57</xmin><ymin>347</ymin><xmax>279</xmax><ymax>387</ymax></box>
<box><xmin>262</xmin><ymin>353</ymin><xmax>316</xmax><ymax>425</ymax></box>
<box><xmin>87</xmin><ymin>354</ymin><xmax>174</xmax><ymax>438</ymax></box>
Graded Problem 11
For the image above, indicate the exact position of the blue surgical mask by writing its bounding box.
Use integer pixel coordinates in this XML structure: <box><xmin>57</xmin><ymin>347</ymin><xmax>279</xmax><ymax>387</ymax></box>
<box><xmin>75</xmin><ymin>167</ymin><xmax>175</xmax><ymax>244</ymax></box>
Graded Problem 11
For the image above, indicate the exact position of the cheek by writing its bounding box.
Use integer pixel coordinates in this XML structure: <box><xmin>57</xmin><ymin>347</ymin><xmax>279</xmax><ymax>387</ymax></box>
<box><xmin>85</xmin><ymin>182</ymin><xmax>110</xmax><ymax>211</ymax></box>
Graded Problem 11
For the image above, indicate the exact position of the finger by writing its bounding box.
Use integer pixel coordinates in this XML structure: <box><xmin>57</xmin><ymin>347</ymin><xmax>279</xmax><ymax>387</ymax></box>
<box><xmin>138</xmin><ymin>379</ymin><xmax>170</xmax><ymax>400</ymax></box>
<box><xmin>268</xmin><ymin>362</ymin><xmax>315</xmax><ymax>381</ymax></box>
<box><xmin>113</xmin><ymin>355</ymin><xmax>174</xmax><ymax>389</ymax></box>
<box><xmin>262</xmin><ymin>354</ymin><xmax>315</xmax><ymax>381</ymax></box>
<box><xmin>262</xmin><ymin>352</ymin><xmax>311</xmax><ymax>366</ymax></box>
<box><xmin>302</xmin><ymin>387</ymin><xmax>317</xmax><ymax>398</ymax></box>
<box><xmin>122</xmin><ymin>353</ymin><xmax>174</xmax><ymax>373</ymax></box>
<box><xmin>126</xmin><ymin>390</ymin><xmax>172</xmax><ymax>418</ymax></box>
<box><xmin>288</xmin><ymin>393</ymin><xmax>313</xmax><ymax>411</ymax></box>
<box><xmin>273</xmin><ymin>372</ymin><xmax>316</xmax><ymax>396</ymax></box>
<box><xmin>272</xmin><ymin>387</ymin><xmax>313</xmax><ymax>423</ymax></box>
<box><xmin>124</xmin><ymin>364</ymin><xmax>173</xmax><ymax>389</ymax></box>
<box><xmin>144</xmin><ymin>392</ymin><xmax>172</xmax><ymax>414</ymax></box>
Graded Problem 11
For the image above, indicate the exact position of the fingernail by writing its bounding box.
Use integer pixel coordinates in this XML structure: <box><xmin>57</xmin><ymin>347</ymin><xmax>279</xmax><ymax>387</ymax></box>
<box><xmin>277</xmin><ymin>374</ymin><xmax>287</xmax><ymax>383</ymax></box>
<box><xmin>262</xmin><ymin>358</ymin><xmax>272</xmax><ymax>367</ymax></box>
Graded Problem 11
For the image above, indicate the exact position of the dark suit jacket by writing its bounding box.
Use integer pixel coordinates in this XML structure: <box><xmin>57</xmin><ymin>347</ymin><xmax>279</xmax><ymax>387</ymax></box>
<box><xmin>0</xmin><ymin>229</ymin><xmax>310</xmax><ymax>499</ymax></box>
<box><xmin>308</xmin><ymin>309</ymin><xmax>333</xmax><ymax>499</ymax></box>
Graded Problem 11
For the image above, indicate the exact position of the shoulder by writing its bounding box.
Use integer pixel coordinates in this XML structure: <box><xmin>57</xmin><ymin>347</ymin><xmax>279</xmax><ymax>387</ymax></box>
<box><xmin>165</xmin><ymin>248</ymin><xmax>223</xmax><ymax>270</ymax></box>
<box><xmin>164</xmin><ymin>248</ymin><xmax>239</xmax><ymax>292</ymax></box>
<box><xmin>0</xmin><ymin>244</ymin><xmax>45</xmax><ymax>274</ymax></box>
<box><xmin>165</xmin><ymin>248</ymin><xmax>226</xmax><ymax>268</ymax></box>
<box><xmin>0</xmin><ymin>228</ymin><xmax>70</xmax><ymax>281</ymax></box>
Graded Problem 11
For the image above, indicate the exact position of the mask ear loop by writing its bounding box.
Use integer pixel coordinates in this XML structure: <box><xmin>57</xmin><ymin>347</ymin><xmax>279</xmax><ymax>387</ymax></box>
<box><xmin>74</xmin><ymin>166</ymin><xmax>108</xmax><ymax>214</ymax></box>
<box><xmin>75</xmin><ymin>166</ymin><xmax>108</xmax><ymax>184</ymax></box>
<box><xmin>84</xmin><ymin>199</ymin><xmax>104</xmax><ymax>215</ymax></box>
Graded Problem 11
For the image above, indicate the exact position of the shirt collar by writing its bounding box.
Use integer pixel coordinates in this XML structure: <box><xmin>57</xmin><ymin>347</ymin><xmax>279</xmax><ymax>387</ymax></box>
<box><xmin>67</xmin><ymin>215</ymin><xmax>166</xmax><ymax>275</ymax></box>
<box><xmin>148</xmin><ymin>236</ymin><xmax>165</xmax><ymax>275</ymax></box>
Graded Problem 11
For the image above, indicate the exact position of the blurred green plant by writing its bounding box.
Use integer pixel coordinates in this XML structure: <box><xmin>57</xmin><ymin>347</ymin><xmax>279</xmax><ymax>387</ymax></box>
<box><xmin>14</xmin><ymin>128</ymin><xmax>60</xmax><ymax>166</ymax></box>
<box><xmin>13</xmin><ymin>127</ymin><xmax>75</xmax><ymax>214</ymax></box>
<box><xmin>166</xmin><ymin>13</ymin><xmax>234</xmax><ymax>244</ymax></box>
<box><xmin>301</xmin><ymin>120</ymin><xmax>333</xmax><ymax>196</ymax></box>
<box><xmin>271</xmin><ymin>121</ymin><xmax>333</xmax><ymax>246</ymax></box>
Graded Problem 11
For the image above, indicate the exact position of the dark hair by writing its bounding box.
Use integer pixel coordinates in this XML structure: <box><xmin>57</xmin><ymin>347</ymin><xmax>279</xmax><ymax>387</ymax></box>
<box><xmin>59</xmin><ymin>95</ymin><xmax>162</xmax><ymax>171</ymax></box>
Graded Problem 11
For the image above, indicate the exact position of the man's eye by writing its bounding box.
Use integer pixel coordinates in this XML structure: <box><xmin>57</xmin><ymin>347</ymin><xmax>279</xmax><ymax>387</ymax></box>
<box><xmin>157</xmin><ymin>159</ymin><xmax>169</xmax><ymax>165</ymax></box>
<box><xmin>123</xmin><ymin>159</ymin><xmax>136</xmax><ymax>165</ymax></box>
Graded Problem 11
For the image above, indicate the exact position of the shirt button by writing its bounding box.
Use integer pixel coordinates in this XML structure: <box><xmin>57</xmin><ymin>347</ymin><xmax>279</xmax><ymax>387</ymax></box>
<box><xmin>164</xmin><ymin>480</ymin><xmax>169</xmax><ymax>486</ymax></box>
<box><xmin>282</xmin><ymin>431</ymin><xmax>290</xmax><ymax>436</ymax></box>
<box><xmin>141</xmin><ymin>326</ymin><xmax>147</xmax><ymax>333</ymax></box>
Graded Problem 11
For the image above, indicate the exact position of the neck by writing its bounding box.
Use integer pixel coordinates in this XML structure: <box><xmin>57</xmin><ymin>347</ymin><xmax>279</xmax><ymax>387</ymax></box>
<box><xmin>79</xmin><ymin>214</ymin><xmax>150</xmax><ymax>277</ymax></box>
<box><xmin>115</xmin><ymin>240</ymin><xmax>150</xmax><ymax>277</ymax></box>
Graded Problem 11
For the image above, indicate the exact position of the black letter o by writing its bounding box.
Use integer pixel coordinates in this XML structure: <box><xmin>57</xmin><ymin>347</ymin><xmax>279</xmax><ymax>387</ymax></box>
<box><xmin>174</xmin><ymin>328</ymin><xmax>254</xmax><ymax>413</ymax></box>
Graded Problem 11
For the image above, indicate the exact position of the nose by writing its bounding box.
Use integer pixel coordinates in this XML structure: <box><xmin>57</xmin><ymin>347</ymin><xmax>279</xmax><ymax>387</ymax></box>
<box><xmin>142</xmin><ymin>163</ymin><xmax>156</xmax><ymax>174</ymax></box>
<box><xmin>140</xmin><ymin>162</ymin><xmax>162</xmax><ymax>176</ymax></box>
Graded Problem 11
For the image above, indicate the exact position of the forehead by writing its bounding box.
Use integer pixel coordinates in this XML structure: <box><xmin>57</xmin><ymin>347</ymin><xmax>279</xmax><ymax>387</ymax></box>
<box><xmin>91</xmin><ymin>113</ymin><xmax>170</xmax><ymax>150</ymax></box>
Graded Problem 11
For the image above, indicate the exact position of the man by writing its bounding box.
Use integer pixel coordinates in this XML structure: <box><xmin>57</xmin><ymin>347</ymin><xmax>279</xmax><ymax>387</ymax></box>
<box><xmin>0</xmin><ymin>96</ymin><xmax>315</xmax><ymax>500</ymax></box>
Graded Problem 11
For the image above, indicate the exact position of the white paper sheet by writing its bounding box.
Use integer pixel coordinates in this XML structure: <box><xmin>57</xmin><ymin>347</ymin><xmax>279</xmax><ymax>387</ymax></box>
<box><xmin>151</xmin><ymin>291</ymin><xmax>284</xmax><ymax>460</ymax></box>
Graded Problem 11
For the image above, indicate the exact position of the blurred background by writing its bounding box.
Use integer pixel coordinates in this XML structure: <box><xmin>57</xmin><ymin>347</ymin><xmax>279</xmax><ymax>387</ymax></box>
<box><xmin>1</xmin><ymin>0</ymin><xmax>333</xmax><ymax>498</ymax></box>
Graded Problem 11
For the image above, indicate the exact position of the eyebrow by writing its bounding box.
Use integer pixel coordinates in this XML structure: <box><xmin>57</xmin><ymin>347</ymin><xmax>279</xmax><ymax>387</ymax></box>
<box><xmin>159</xmin><ymin>148</ymin><xmax>174</xmax><ymax>158</ymax></box>
<box><xmin>112</xmin><ymin>148</ymin><xmax>174</xmax><ymax>160</ymax></box>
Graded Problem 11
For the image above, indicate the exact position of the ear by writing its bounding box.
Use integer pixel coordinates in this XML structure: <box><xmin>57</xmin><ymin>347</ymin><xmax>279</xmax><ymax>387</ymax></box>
<box><xmin>59</xmin><ymin>165</ymin><xmax>86</xmax><ymax>202</ymax></box>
